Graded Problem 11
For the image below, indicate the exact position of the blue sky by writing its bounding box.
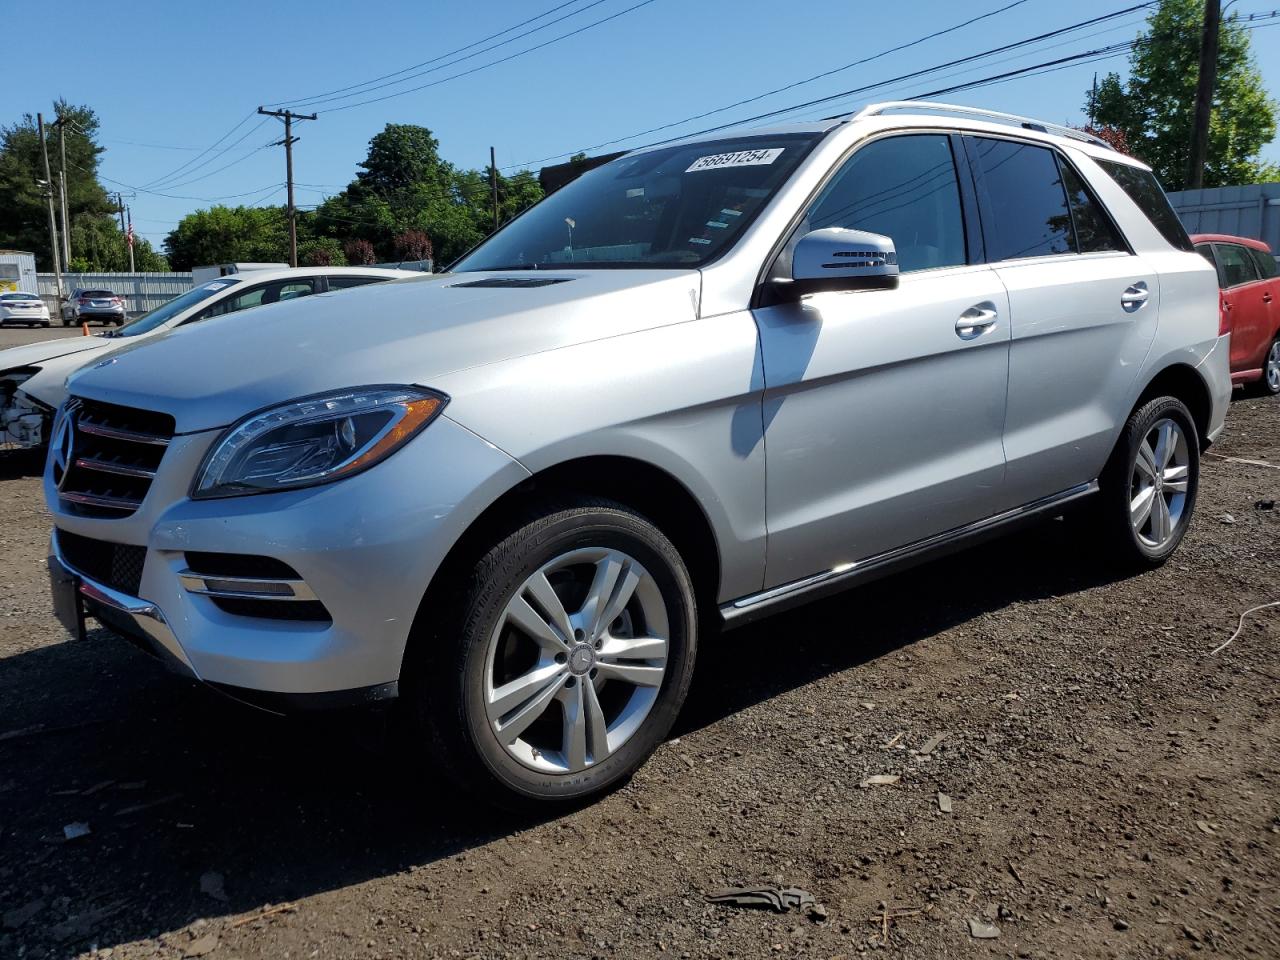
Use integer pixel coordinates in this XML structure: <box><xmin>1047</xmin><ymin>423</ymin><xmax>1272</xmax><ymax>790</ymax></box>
<box><xmin>7</xmin><ymin>0</ymin><xmax>1279</xmax><ymax>246</ymax></box>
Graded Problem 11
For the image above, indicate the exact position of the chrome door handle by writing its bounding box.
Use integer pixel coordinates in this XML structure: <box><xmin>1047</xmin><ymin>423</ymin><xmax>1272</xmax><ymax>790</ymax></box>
<box><xmin>1121</xmin><ymin>281</ymin><xmax>1149</xmax><ymax>312</ymax></box>
<box><xmin>956</xmin><ymin>305</ymin><xmax>997</xmax><ymax>340</ymax></box>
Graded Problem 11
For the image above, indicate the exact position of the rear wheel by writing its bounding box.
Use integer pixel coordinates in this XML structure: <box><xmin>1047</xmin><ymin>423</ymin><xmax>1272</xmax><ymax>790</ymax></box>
<box><xmin>1097</xmin><ymin>396</ymin><xmax>1199</xmax><ymax>568</ymax></box>
<box><xmin>1256</xmin><ymin>336</ymin><xmax>1280</xmax><ymax>396</ymax></box>
<box><xmin>404</xmin><ymin>499</ymin><xmax>697</xmax><ymax>807</ymax></box>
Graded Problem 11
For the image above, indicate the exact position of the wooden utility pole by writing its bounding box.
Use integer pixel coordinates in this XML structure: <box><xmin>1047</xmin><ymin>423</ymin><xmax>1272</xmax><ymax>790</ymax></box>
<box><xmin>36</xmin><ymin>113</ymin><xmax>63</xmax><ymax>297</ymax></box>
<box><xmin>490</xmin><ymin>146</ymin><xmax>499</xmax><ymax>233</ymax></box>
<box><xmin>125</xmin><ymin>206</ymin><xmax>135</xmax><ymax>272</ymax></box>
<box><xmin>258</xmin><ymin>107</ymin><xmax>316</xmax><ymax>267</ymax></box>
<box><xmin>53</xmin><ymin>115</ymin><xmax>72</xmax><ymax>263</ymax></box>
<box><xmin>1186</xmin><ymin>0</ymin><xmax>1220</xmax><ymax>190</ymax></box>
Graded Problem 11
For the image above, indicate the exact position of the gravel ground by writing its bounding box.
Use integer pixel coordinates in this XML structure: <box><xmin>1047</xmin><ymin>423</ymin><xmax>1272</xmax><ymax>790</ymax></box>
<box><xmin>1</xmin><ymin>393</ymin><xmax>1277</xmax><ymax>960</ymax></box>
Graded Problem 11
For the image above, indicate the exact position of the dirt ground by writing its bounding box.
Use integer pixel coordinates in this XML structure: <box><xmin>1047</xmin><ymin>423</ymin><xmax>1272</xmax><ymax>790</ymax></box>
<box><xmin>1</xmin><ymin>379</ymin><xmax>1277</xmax><ymax>959</ymax></box>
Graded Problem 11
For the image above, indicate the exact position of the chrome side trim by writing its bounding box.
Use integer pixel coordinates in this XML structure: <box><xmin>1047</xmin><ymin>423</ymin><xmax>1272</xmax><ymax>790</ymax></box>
<box><xmin>722</xmin><ymin>481</ymin><xmax>1099</xmax><ymax>625</ymax></box>
<box><xmin>177</xmin><ymin>570</ymin><xmax>318</xmax><ymax>602</ymax></box>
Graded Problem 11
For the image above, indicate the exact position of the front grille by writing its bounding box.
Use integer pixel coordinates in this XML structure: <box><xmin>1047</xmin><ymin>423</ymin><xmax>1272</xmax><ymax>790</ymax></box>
<box><xmin>56</xmin><ymin>529</ymin><xmax>147</xmax><ymax>595</ymax></box>
<box><xmin>54</xmin><ymin>397</ymin><xmax>175</xmax><ymax>518</ymax></box>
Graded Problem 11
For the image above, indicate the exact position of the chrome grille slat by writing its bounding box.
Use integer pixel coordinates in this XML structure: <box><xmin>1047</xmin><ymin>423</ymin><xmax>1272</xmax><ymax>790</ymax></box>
<box><xmin>73</xmin><ymin>457</ymin><xmax>158</xmax><ymax>480</ymax></box>
<box><xmin>56</xmin><ymin>397</ymin><xmax>175</xmax><ymax>518</ymax></box>
<box><xmin>59</xmin><ymin>490</ymin><xmax>144</xmax><ymax>511</ymax></box>
<box><xmin>76</xmin><ymin>420</ymin><xmax>170</xmax><ymax>446</ymax></box>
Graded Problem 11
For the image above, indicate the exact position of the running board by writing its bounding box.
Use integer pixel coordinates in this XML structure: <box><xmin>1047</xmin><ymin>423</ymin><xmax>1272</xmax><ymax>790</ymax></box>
<box><xmin>720</xmin><ymin>481</ymin><xmax>1099</xmax><ymax>628</ymax></box>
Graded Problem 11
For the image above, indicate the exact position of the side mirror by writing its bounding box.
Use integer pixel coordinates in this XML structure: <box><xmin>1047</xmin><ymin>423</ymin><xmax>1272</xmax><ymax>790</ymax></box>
<box><xmin>777</xmin><ymin>227</ymin><xmax>899</xmax><ymax>299</ymax></box>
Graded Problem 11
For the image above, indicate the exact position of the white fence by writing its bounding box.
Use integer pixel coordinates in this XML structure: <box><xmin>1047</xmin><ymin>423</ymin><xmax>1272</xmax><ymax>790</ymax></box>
<box><xmin>36</xmin><ymin>272</ymin><xmax>193</xmax><ymax>318</ymax></box>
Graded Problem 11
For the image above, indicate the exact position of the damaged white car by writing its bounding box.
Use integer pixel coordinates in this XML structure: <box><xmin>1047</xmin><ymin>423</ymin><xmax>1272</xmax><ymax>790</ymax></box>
<box><xmin>0</xmin><ymin>266</ymin><xmax>415</xmax><ymax>452</ymax></box>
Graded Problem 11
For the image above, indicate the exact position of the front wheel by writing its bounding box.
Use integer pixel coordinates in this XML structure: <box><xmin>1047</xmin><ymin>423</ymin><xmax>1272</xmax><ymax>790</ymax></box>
<box><xmin>404</xmin><ymin>499</ymin><xmax>698</xmax><ymax>807</ymax></box>
<box><xmin>1097</xmin><ymin>396</ymin><xmax>1200</xmax><ymax>568</ymax></box>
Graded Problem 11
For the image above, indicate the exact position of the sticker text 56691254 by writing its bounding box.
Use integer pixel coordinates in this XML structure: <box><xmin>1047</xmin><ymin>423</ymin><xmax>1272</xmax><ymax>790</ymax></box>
<box><xmin>685</xmin><ymin>148</ymin><xmax>784</xmax><ymax>173</ymax></box>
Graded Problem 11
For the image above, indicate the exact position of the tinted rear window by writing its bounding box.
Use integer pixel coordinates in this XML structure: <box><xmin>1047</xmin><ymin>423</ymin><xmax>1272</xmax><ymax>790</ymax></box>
<box><xmin>1096</xmin><ymin>159</ymin><xmax>1193</xmax><ymax>252</ymax></box>
<box><xmin>82</xmin><ymin>289</ymin><xmax>115</xmax><ymax>297</ymax></box>
<box><xmin>1248</xmin><ymin>245</ymin><xmax>1278</xmax><ymax>280</ymax></box>
<box><xmin>971</xmin><ymin>138</ymin><xmax>1073</xmax><ymax>260</ymax></box>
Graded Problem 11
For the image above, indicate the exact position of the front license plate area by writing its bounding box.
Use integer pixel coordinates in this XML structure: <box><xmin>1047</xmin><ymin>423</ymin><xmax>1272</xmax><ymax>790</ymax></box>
<box><xmin>49</xmin><ymin>555</ymin><xmax>87</xmax><ymax>642</ymax></box>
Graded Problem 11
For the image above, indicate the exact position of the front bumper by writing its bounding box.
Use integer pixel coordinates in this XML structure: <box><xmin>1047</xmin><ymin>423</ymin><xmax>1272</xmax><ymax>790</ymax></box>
<box><xmin>45</xmin><ymin>414</ymin><xmax>530</xmax><ymax>703</ymax></box>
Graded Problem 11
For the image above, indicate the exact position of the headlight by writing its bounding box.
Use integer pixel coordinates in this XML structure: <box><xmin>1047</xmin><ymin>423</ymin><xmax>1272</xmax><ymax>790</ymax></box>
<box><xmin>192</xmin><ymin>385</ymin><xmax>447</xmax><ymax>499</ymax></box>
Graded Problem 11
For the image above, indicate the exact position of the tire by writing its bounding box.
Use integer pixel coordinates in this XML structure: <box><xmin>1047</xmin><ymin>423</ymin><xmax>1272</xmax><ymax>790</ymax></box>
<box><xmin>1096</xmin><ymin>395</ymin><xmax>1200</xmax><ymax>568</ymax></box>
<box><xmin>62</xmin><ymin>318</ymin><xmax>71</xmax><ymax>327</ymax></box>
<box><xmin>1249</xmin><ymin>336</ymin><xmax>1280</xmax><ymax>397</ymax></box>
<box><xmin>403</xmin><ymin>498</ymin><xmax>698</xmax><ymax>808</ymax></box>
<box><xmin>41</xmin><ymin>321</ymin><xmax>50</xmax><ymax>328</ymax></box>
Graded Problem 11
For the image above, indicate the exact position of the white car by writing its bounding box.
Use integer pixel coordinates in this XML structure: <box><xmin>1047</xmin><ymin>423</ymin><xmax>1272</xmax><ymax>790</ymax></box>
<box><xmin>0</xmin><ymin>266</ymin><xmax>417</xmax><ymax>451</ymax></box>
<box><xmin>0</xmin><ymin>291</ymin><xmax>51</xmax><ymax>327</ymax></box>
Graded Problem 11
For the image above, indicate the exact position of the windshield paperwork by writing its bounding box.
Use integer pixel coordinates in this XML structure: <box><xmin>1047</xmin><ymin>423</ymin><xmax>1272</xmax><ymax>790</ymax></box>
<box><xmin>454</xmin><ymin>133</ymin><xmax>822</xmax><ymax>272</ymax></box>
<box><xmin>109</xmin><ymin>278</ymin><xmax>241</xmax><ymax>338</ymax></box>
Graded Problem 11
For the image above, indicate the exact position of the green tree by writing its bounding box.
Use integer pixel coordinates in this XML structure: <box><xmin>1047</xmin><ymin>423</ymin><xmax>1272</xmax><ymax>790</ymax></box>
<box><xmin>0</xmin><ymin>101</ymin><xmax>125</xmax><ymax>270</ymax></box>
<box><xmin>298</xmin><ymin>236</ymin><xmax>347</xmax><ymax>267</ymax></box>
<box><xmin>312</xmin><ymin>123</ymin><xmax>544</xmax><ymax>267</ymax></box>
<box><xmin>1089</xmin><ymin>0</ymin><xmax>1279</xmax><ymax>190</ymax></box>
<box><xmin>163</xmin><ymin>205</ymin><xmax>289</xmax><ymax>270</ymax></box>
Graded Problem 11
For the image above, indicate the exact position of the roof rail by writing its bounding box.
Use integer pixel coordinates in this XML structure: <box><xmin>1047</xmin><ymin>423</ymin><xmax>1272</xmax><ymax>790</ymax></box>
<box><xmin>846</xmin><ymin>101</ymin><xmax>1115</xmax><ymax>151</ymax></box>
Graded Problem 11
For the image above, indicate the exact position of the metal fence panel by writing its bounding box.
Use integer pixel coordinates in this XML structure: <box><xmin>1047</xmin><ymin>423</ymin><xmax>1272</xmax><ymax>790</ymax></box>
<box><xmin>36</xmin><ymin>272</ymin><xmax>193</xmax><ymax>317</ymax></box>
<box><xmin>1168</xmin><ymin>183</ymin><xmax>1280</xmax><ymax>251</ymax></box>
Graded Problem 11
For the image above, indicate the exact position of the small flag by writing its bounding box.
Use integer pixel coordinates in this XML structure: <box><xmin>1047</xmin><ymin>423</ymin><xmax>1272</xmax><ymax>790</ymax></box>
<box><xmin>126</xmin><ymin>221</ymin><xmax>134</xmax><ymax>248</ymax></box>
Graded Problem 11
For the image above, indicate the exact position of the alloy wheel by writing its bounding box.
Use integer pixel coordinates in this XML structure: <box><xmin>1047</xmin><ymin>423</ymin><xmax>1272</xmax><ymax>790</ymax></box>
<box><xmin>482</xmin><ymin>547</ymin><xmax>669</xmax><ymax>775</ymax></box>
<box><xmin>1129</xmin><ymin>417</ymin><xmax>1190</xmax><ymax>549</ymax></box>
<box><xmin>1266</xmin><ymin>340</ymin><xmax>1280</xmax><ymax>393</ymax></box>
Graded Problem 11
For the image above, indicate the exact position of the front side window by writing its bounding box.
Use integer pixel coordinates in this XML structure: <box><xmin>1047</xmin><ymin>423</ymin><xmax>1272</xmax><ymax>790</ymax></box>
<box><xmin>1215</xmin><ymin>243</ymin><xmax>1260</xmax><ymax>288</ymax></box>
<box><xmin>454</xmin><ymin>133</ymin><xmax>821</xmax><ymax>271</ymax></box>
<box><xmin>803</xmin><ymin>134</ymin><xmax>967</xmax><ymax>273</ymax></box>
<box><xmin>972</xmin><ymin>138</ymin><xmax>1073</xmax><ymax>260</ymax></box>
<box><xmin>1095</xmin><ymin>158</ymin><xmax>1193</xmax><ymax>252</ymax></box>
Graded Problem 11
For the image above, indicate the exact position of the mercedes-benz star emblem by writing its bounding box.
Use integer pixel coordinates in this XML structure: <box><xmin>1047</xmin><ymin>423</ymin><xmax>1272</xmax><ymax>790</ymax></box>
<box><xmin>51</xmin><ymin>408</ymin><xmax>75</xmax><ymax>489</ymax></box>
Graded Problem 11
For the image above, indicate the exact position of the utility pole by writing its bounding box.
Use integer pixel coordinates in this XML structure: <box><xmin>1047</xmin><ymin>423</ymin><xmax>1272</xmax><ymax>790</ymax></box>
<box><xmin>125</xmin><ymin>205</ymin><xmax>135</xmax><ymax>272</ymax></box>
<box><xmin>115</xmin><ymin>192</ymin><xmax>128</xmax><ymax>269</ymax></box>
<box><xmin>1187</xmin><ymin>0</ymin><xmax>1221</xmax><ymax>190</ymax></box>
<box><xmin>53</xmin><ymin>115</ymin><xmax>72</xmax><ymax>264</ymax></box>
<box><xmin>258</xmin><ymin>107</ymin><xmax>316</xmax><ymax>267</ymax></box>
<box><xmin>490</xmin><ymin>146</ymin><xmax>499</xmax><ymax>233</ymax></box>
<box><xmin>36</xmin><ymin>112</ymin><xmax>63</xmax><ymax>297</ymax></box>
<box><xmin>1088</xmin><ymin>72</ymin><xmax>1098</xmax><ymax>127</ymax></box>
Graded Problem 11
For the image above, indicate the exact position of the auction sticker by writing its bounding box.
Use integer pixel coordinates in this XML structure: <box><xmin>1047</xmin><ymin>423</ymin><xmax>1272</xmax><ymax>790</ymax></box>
<box><xmin>686</xmin><ymin>148</ymin><xmax>784</xmax><ymax>173</ymax></box>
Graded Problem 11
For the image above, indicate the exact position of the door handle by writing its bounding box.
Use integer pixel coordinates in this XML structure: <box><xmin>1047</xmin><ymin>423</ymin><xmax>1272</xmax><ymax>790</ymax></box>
<box><xmin>956</xmin><ymin>305</ymin><xmax>997</xmax><ymax>340</ymax></box>
<box><xmin>1264</xmin><ymin>293</ymin><xmax>1274</xmax><ymax>304</ymax></box>
<box><xmin>1121</xmin><ymin>281</ymin><xmax>1149</xmax><ymax>312</ymax></box>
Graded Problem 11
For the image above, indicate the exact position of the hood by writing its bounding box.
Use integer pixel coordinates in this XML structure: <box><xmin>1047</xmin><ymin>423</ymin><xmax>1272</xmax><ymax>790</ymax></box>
<box><xmin>66</xmin><ymin>271</ymin><xmax>701</xmax><ymax>433</ymax></box>
<box><xmin>0</xmin><ymin>335</ymin><xmax>114</xmax><ymax>373</ymax></box>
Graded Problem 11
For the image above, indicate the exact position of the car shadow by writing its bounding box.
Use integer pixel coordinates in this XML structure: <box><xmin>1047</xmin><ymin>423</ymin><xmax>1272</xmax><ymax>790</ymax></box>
<box><xmin>0</xmin><ymin>450</ymin><xmax>45</xmax><ymax>480</ymax></box>
<box><xmin>0</xmin><ymin>516</ymin><xmax>1130</xmax><ymax>954</ymax></box>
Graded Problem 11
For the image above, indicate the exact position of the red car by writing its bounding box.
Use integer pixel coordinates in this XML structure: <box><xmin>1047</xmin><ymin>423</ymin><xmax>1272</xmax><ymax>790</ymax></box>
<box><xmin>1191</xmin><ymin>233</ymin><xmax>1280</xmax><ymax>395</ymax></box>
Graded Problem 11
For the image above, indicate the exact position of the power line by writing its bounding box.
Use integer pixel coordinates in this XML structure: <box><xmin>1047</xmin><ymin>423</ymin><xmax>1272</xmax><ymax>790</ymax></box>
<box><xmin>321</xmin><ymin>0</ymin><xmax>662</xmax><ymax>114</ymax></box>
<box><xmin>143</xmin><ymin>118</ymin><xmax>271</xmax><ymax>190</ymax></box>
<box><xmin>508</xmin><ymin>0</ymin><xmax>1038</xmax><ymax>168</ymax></box>
<box><xmin>270</xmin><ymin>0</ymin><xmax>613</xmax><ymax>109</ymax></box>
<box><xmin>506</xmin><ymin>1</ymin><xmax>1157</xmax><ymax>169</ymax></box>
<box><xmin>136</xmin><ymin>111</ymin><xmax>259</xmax><ymax>188</ymax></box>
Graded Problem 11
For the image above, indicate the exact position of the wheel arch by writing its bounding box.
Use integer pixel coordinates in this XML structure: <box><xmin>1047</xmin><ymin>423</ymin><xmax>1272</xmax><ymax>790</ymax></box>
<box><xmin>405</xmin><ymin>455</ymin><xmax>723</xmax><ymax>666</ymax></box>
<box><xmin>1132</xmin><ymin>362</ymin><xmax>1213</xmax><ymax>450</ymax></box>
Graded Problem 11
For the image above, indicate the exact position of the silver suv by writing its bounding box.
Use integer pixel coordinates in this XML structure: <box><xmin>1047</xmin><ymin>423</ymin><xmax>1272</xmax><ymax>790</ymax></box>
<box><xmin>45</xmin><ymin>102</ymin><xmax>1230</xmax><ymax>805</ymax></box>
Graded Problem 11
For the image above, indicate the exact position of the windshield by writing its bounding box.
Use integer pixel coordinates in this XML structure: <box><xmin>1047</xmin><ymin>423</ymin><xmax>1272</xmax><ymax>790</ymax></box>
<box><xmin>111</xmin><ymin>279</ymin><xmax>241</xmax><ymax>338</ymax></box>
<box><xmin>454</xmin><ymin>133</ymin><xmax>822</xmax><ymax>271</ymax></box>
